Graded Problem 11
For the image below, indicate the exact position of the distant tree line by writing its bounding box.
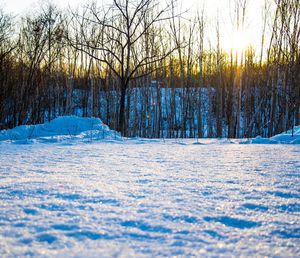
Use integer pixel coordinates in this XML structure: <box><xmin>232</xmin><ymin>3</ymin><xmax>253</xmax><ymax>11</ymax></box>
<box><xmin>0</xmin><ymin>0</ymin><xmax>299</xmax><ymax>138</ymax></box>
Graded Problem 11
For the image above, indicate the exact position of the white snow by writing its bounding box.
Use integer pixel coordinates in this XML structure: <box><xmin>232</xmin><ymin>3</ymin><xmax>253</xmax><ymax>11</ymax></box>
<box><xmin>241</xmin><ymin>125</ymin><xmax>300</xmax><ymax>144</ymax></box>
<box><xmin>0</xmin><ymin>118</ymin><xmax>299</xmax><ymax>257</ymax></box>
<box><xmin>270</xmin><ymin>126</ymin><xmax>300</xmax><ymax>144</ymax></box>
<box><xmin>0</xmin><ymin>116</ymin><xmax>121</xmax><ymax>143</ymax></box>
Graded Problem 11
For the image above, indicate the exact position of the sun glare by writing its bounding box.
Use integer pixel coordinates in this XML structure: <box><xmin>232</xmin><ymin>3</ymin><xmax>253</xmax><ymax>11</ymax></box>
<box><xmin>223</xmin><ymin>29</ymin><xmax>251</xmax><ymax>55</ymax></box>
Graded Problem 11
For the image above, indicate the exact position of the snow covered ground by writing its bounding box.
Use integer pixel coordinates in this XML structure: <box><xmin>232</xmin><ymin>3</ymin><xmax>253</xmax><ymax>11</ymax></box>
<box><xmin>0</xmin><ymin>117</ymin><xmax>299</xmax><ymax>257</ymax></box>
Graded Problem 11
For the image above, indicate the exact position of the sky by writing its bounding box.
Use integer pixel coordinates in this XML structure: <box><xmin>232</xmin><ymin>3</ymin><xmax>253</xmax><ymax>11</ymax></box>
<box><xmin>1</xmin><ymin>0</ymin><xmax>268</xmax><ymax>54</ymax></box>
<box><xmin>1</xmin><ymin>0</ymin><xmax>85</xmax><ymax>14</ymax></box>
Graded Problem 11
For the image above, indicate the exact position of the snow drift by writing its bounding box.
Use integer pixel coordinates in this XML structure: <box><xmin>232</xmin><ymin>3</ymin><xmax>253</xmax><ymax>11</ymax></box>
<box><xmin>0</xmin><ymin>116</ymin><xmax>121</xmax><ymax>143</ymax></box>
<box><xmin>241</xmin><ymin>125</ymin><xmax>300</xmax><ymax>144</ymax></box>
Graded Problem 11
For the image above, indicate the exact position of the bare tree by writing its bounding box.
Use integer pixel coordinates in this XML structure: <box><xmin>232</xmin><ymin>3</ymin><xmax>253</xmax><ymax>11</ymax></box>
<box><xmin>69</xmin><ymin>0</ymin><xmax>178</xmax><ymax>135</ymax></box>
<box><xmin>0</xmin><ymin>9</ymin><xmax>15</xmax><ymax>128</ymax></box>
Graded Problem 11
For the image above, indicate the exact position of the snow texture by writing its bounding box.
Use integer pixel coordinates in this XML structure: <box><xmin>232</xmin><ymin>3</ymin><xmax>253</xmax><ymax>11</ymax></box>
<box><xmin>0</xmin><ymin>116</ymin><xmax>121</xmax><ymax>143</ymax></box>
<box><xmin>0</xmin><ymin>117</ymin><xmax>299</xmax><ymax>257</ymax></box>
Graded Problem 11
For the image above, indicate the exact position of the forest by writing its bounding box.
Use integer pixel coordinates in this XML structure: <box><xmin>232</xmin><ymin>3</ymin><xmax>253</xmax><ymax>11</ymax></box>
<box><xmin>0</xmin><ymin>0</ymin><xmax>299</xmax><ymax>138</ymax></box>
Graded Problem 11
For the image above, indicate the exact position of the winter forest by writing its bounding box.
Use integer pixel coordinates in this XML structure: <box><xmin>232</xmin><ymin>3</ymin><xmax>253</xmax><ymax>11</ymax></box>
<box><xmin>1</xmin><ymin>1</ymin><xmax>300</xmax><ymax>257</ymax></box>
<box><xmin>0</xmin><ymin>0</ymin><xmax>299</xmax><ymax>138</ymax></box>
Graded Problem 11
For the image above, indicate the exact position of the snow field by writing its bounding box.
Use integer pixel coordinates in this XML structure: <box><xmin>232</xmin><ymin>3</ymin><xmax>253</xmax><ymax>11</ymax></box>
<box><xmin>0</xmin><ymin>141</ymin><xmax>299</xmax><ymax>257</ymax></box>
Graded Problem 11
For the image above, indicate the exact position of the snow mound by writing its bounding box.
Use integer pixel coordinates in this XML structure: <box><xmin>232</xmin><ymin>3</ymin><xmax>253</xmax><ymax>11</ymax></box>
<box><xmin>241</xmin><ymin>125</ymin><xmax>300</xmax><ymax>144</ymax></box>
<box><xmin>0</xmin><ymin>116</ymin><xmax>121</xmax><ymax>143</ymax></box>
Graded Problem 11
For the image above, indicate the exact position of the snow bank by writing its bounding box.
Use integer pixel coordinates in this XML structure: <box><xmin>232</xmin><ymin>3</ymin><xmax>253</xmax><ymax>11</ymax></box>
<box><xmin>270</xmin><ymin>126</ymin><xmax>300</xmax><ymax>144</ymax></box>
<box><xmin>241</xmin><ymin>125</ymin><xmax>300</xmax><ymax>144</ymax></box>
<box><xmin>0</xmin><ymin>116</ymin><xmax>121</xmax><ymax>143</ymax></box>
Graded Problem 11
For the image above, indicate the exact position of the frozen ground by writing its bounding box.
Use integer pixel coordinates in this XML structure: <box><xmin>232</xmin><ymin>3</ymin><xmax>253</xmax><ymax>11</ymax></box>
<box><xmin>0</xmin><ymin>139</ymin><xmax>299</xmax><ymax>257</ymax></box>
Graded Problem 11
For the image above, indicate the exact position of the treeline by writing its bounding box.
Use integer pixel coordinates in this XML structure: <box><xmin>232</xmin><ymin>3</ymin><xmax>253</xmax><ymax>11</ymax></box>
<box><xmin>0</xmin><ymin>0</ymin><xmax>299</xmax><ymax>138</ymax></box>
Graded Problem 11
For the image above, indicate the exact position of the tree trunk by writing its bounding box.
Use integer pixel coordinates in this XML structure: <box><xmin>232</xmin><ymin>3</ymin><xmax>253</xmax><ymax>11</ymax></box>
<box><xmin>118</xmin><ymin>83</ymin><xmax>127</xmax><ymax>135</ymax></box>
